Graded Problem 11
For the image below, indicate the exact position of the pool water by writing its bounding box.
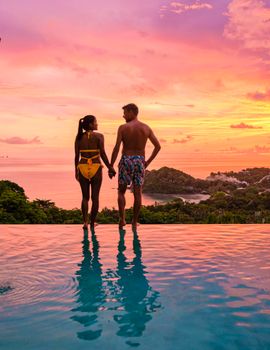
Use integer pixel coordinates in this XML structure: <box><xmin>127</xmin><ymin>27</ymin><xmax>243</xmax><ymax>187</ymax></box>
<box><xmin>1</xmin><ymin>225</ymin><xmax>270</xmax><ymax>349</ymax></box>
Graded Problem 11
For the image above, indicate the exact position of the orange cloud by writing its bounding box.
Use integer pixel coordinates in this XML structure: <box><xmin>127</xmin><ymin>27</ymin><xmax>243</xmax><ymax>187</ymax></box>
<box><xmin>0</xmin><ymin>136</ymin><xmax>42</xmax><ymax>144</ymax></box>
<box><xmin>253</xmin><ymin>145</ymin><xmax>270</xmax><ymax>153</ymax></box>
<box><xmin>172</xmin><ymin>135</ymin><xmax>193</xmax><ymax>143</ymax></box>
<box><xmin>151</xmin><ymin>102</ymin><xmax>195</xmax><ymax>108</ymax></box>
<box><xmin>221</xmin><ymin>145</ymin><xmax>270</xmax><ymax>154</ymax></box>
<box><xmin>230</xmin><ymin>122</ymin><xmax>262</xmax><ymax>129</ymax></box>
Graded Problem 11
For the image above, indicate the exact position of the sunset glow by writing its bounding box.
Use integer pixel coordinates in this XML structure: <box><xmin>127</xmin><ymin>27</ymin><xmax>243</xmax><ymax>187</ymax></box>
<box><xmin>1</xmin><ymin>0</ymin><xmax>270</xmax><ymax>170</ymax></box>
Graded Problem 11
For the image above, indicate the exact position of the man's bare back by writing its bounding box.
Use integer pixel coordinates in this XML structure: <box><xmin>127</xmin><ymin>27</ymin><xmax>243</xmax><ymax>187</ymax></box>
<box><xmin>119</xmin><ymin>120</ymin><xmax>151</xmax><ymax>157</ymax></box>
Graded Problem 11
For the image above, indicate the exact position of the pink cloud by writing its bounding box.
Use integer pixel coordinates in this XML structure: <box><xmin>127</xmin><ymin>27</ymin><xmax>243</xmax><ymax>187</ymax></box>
<box><xmin>172</xmin><ymin>135</ymin><xmax>193</xmax><ymax>143</ymax></box>
<box><xmin>247</xmin><ymin>89</ymin><xmax>270</xmax><ymax>101</ymax></box>
<box><xmin>224</xmin><ymin>0</ymin><xmax>270</xmax><ymax>54</ymax></box>
<box><xmin>0</xmin><ymin>136</ymin><xmax>42</xmax><ymax>144</ymax></box>
<box><xmin>1</xmin><ymin>0</ymin><xmax>269</xmax><ymax>167</ymax></box>
<box><xmin>126</xmin><ymin>83</ymin><xmax>157</xmax><ymax>96</ymax></box>
<box><xmin>230</xmin><ymin>122</ymin><xmax>262</xmax><ymax>129</ymax></box>
<box><xmin>161</xmin><ymin>2</ymin><xmax>213</xmax><ymax>15</ymax></box>
<box><xmin>0</xmin><ymin>1</ymin><xmax>256</xmax><ymax>110</ymax></box>
<box><xmin>160</xmin><ymin>138</ymin><xmax>167</xmax><ymax>143</ymax></box>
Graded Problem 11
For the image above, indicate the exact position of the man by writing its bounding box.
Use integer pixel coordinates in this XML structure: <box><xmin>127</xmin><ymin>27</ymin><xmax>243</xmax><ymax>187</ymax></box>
<box><xmin>110</xmin><ymin>103</ymin><xmax>161</xmax><ymax>229</ymax></box>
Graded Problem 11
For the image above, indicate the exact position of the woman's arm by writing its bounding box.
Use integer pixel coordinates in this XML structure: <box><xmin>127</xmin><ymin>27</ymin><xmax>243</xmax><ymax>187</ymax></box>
<box><xmin>99</xmin><ymin>134</ymin><xmax>116</xmax><ymax>176</ymax></box>
<box><xmin>110</xmin><ymin>126</ymin><xmax>122</xmax><ymax>168</ymax></box>
<box><xmin>74</xmin><ymin>138</ymin><xmax>80</xmax><ymax>181</ymax></box>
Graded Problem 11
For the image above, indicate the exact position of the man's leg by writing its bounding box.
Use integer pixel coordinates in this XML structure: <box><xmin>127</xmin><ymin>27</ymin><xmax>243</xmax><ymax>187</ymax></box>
<box><xmin>118</xmin><ymin>184</ymin><xmax>127</xmax><ymax>228</ymax></box>
<box><xmin>132</xmin><ymin>185</ymin><xmax>142</xmax><ymax>229</ymax></box>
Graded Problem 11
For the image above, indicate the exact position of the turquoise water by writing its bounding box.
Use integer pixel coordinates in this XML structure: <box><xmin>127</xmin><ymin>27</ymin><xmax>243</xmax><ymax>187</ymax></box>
<box><xmin>1</xmin><ymin>225</ymin><xmax>270</xmax><ymax>349</ymax></box>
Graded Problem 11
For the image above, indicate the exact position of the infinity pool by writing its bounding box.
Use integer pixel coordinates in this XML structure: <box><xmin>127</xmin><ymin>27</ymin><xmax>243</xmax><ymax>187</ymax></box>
<box><xmin>1</xmin><ymin>225</ymin><xmax>270</xmax><ymax>349</ymax></box>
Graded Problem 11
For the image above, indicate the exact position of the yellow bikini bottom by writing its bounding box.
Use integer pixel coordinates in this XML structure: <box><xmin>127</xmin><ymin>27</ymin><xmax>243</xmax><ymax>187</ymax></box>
<box><xmin>77</xmin><ymin>156</ymin><xmax>101</xmax><ymax>180</ymax></box>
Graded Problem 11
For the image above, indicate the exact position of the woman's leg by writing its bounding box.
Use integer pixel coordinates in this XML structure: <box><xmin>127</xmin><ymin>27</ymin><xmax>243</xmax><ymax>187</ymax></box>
<box><xmin>90</xmin><ymin>167</ymin><xmax>102</xmax><ymax>228</ymax></box>
<box><xmin>79</xmin><ymin>173</ymin><xmax>90</xmax><ymax>227</ymax></box>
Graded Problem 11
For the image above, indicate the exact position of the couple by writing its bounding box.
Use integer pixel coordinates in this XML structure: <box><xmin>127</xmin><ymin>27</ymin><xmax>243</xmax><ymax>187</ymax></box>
<box><xmin>74</xmin><ymin>103</ymin><xmax>161</xmax><ymax>230</ymax></box>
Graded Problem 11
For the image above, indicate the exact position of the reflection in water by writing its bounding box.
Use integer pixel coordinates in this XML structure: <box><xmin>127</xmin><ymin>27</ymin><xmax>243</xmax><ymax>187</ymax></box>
<box><xmin>71</xmin><ymin>228</ymin><xmax>104</xmax><ymax>341</ymax></box>
<box><xmin>0</xmin><ymin>284</ymin><xmax>13</xmax><ymax>295</ymax></box>
<box><xmin>114</xmin><ymin>229</ymin><xmax>161</xmax><ymax>339</ymax></box>
<box><xmin>2</xmin><ymin>225</ymin><xmax>270</xmax><ymax>349</ymax></box>
<box><xmin>72</xmin><ymin>228</ymin><xmax>161</xmax><ymax>345</ymax></box>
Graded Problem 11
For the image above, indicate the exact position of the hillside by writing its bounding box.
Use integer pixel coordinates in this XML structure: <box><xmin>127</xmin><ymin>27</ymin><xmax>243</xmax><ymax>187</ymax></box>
<box><xmin>143</xmin><ymin>167</ymin><xmax>270</xmax><ymax>195</ymax></box>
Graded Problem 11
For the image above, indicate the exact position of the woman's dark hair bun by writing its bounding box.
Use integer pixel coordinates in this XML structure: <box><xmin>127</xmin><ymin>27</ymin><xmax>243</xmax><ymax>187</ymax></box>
<box><xmin>76</xmin><ymin>115</ymin><xmax>96</xmax><ymax>140</ymax></box>
<box><xmin>82</xmin><ymin>115</ymin><xmax>95</xmax><ymax>131</ymax></box>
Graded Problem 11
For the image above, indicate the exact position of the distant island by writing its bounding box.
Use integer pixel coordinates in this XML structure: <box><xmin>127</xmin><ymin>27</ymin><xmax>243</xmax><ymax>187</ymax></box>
<box><xmin>143</xmin><ymin>166</ymin><xmax>270</xmax><ymax>194</ymax></box>
<box><xmin>1</xmin><ymin>167</ymin><xmax>270</xmax><ymax>224</ymax></box>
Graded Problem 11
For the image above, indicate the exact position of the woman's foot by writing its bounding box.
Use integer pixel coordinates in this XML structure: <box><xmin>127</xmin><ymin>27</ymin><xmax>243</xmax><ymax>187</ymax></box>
<box><xmin>90</xmin><ymin>222</ymin><xmax>99</xmax><ymax>230</ymax></box>
<box><xmin>119</xmin><ymin>219</ymin><xmax>126</xmax><ymax>229</ymax></box>
<box><xmin>131</xmin><ymin>221</ymin><xmax>140</xmax><ymax>231</ymax></box>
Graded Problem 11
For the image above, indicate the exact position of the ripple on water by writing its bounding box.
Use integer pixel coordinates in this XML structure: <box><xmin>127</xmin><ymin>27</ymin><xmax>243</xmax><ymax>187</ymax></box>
<box><xmin>0</xmin><ymin>284</ymin><xmax>13</xmax><ymax>295</ymax></box>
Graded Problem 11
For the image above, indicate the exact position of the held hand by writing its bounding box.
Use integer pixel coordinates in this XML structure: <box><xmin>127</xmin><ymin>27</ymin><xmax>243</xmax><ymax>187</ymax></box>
<box><xmin>108</xmin><ymin>166</ymin><xmax>116</xmax><ymax>179</ymax></box>
<box><xmin>108</xmin><ymin>170</ymin><xmax>116</xmax><ymax>179</ymax></box>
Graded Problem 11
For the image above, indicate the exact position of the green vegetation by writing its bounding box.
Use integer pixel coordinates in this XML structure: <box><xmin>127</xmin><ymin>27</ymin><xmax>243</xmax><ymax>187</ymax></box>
<box><xmin>1</xmin><ymin>178</ymin><xmax>270</xmax><ymax>224</ymax></box>
<box><xmin>0</xmin><ymin>181</ymin><xmax>82</xmax><ymax>224</ymax></box>
<box><xmin>143</xmin><ymin>167</ymin><xmax>209</xmax><ymax>194</ymax></box>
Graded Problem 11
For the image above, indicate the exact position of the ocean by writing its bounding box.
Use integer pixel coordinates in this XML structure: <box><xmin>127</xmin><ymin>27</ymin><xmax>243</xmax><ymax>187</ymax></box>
<box><xmin>0</xmin><ymin>157</ymin><xmax>254</xmax><ymax>210</ymax></box>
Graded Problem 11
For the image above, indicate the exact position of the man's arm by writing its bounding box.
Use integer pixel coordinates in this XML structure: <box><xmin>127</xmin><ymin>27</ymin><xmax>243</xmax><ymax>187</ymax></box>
<box><xmin>74</xmin><ymin>138</ymin><xmax>80</xmax><ymax>181</ymax></box>
<box><xmin>110</xmin><ymin>126</ymin><xmax>123</xmax><ymax>167</ymax></box>
<box><xmin>145</xmin><ymin>128</ymin><xmax>161</xmax><ymax>168</ymax></box>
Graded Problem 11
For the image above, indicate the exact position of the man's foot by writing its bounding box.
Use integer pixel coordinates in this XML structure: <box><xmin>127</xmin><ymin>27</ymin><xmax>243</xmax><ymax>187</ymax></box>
<box><xmin>118</xmin><ymin>219</ymin><xmax>126</xmax><ymax>229</ymax></box>
<box><xmin>90</xmin><ymin>222</ymin><xmax>99</xmax><ymax>230</ymax></box>
<box><xmin>131</xmin><ymin>221</ymin><xmax>140</xmax><ymax>231</ymax></box>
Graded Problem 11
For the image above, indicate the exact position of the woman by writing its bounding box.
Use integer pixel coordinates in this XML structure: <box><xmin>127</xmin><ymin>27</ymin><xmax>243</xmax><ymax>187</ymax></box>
<box><xmin>75</xmin><ymin>115</ymin><xmax>115</xmax><ymax>229</ymax></box>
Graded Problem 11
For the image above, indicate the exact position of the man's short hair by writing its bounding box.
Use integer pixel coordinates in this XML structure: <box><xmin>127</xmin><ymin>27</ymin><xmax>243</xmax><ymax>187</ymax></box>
<box><xmin>122</xmin><ymin>103</ymin><xmax>139</xmax><ymax>116</ymax></box>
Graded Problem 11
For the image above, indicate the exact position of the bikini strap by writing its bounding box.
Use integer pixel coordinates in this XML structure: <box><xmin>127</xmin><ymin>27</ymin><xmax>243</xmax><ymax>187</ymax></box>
<box><xmin>80</xmin><ymin>149</ymin><xmax>100</xmax><ymax>152</ymax></box>
<box><xmin>81</xmin><ymin>131</ymin><xmax>99</xmax><ymax>153</ymax></box>
<box><xmin>81</xmin><ymin>154</ymin><xmax>100</xmax><ymax>160</ymax></box>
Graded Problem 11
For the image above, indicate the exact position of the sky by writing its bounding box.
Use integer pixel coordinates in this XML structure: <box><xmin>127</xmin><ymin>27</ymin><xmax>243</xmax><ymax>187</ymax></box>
<box><xmin>1</xmin><ymin>0</ymin><xmax>270</xmax><ymax>172</ymax></box>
